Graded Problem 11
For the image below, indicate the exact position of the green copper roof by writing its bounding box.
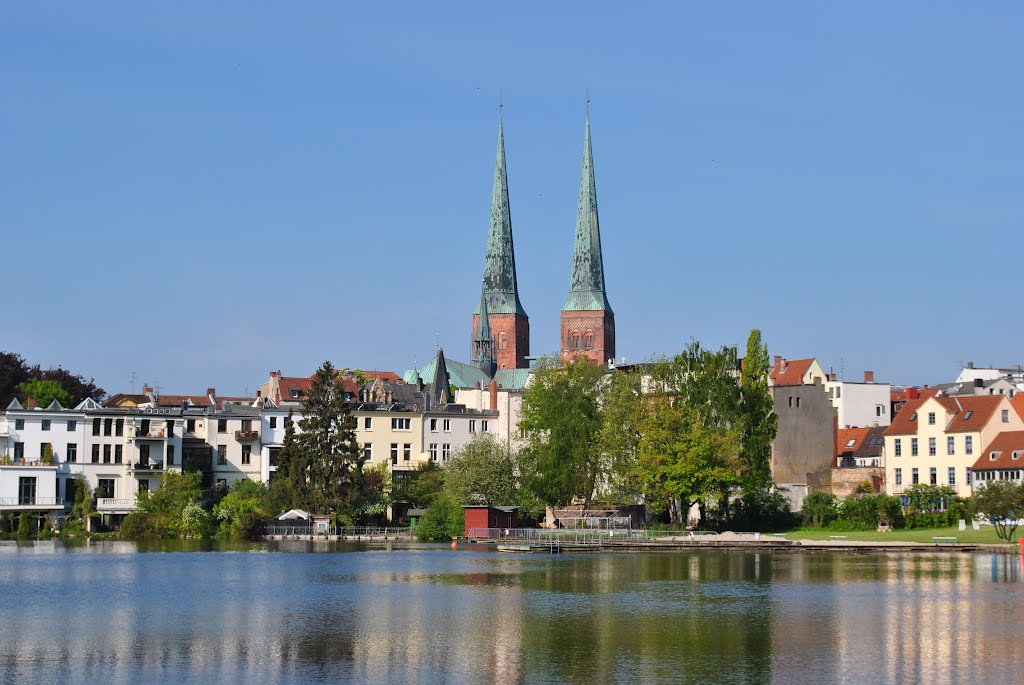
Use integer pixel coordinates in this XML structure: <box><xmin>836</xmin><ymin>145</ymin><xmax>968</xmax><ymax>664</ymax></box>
<box><xmin>474</xmin><ymin>281</ymin><xmax>492</xmax><ymax>342</ymax></box>
<box><xmin>563</xmin><ymin>111</ymin><xmax>613</xmax><ymax>314</ymax></box>
<box><xmin>475</xmin><ymin>112</ymin><xmax>528</xmax><ymax>317</ymax></box>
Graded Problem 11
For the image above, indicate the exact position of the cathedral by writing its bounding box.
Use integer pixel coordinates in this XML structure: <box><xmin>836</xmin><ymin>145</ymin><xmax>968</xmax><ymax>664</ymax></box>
<box><xmin>472</xmin><ymin>108</ymin><xmax>615</xmax><ymax>371</ymax></box>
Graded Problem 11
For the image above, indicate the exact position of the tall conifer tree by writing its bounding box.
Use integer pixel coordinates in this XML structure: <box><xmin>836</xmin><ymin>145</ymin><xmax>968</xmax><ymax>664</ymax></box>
<box><xmin>739</xmin><ymin>329</ymin><xmax>777</xmax><ymax>492</ymax></box>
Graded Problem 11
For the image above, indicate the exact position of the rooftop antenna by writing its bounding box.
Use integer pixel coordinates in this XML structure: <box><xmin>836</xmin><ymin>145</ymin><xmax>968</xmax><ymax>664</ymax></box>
<box><xmin>837</xmin><ymin>357</ymin><xmax>845</xmax><ymax>381</ymax></box>
<box><xmin>129</xmin><ymin>371</ymin><xmax>137</xmax><ymax>393</ymax></box>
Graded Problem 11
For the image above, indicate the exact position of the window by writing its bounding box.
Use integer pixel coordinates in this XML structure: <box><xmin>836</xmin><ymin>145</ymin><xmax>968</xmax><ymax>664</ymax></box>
<box><xmin>241</xmin><ymin>419</ymin><xmax>252</xmax><ymax>432</ymax></box>
<box><xmin>482</xmin><ymin>420</ymin><xmax>488</xmax><ymax>432</ymax></box>
<box><xmin>963</xmin><ymin>411</ymin><xmax>973</xmax><ymax>421</ymax></box>
<box><xmin>242</xmin><ymin>445</ymin><xmax>251</xmax><ymax>465</ymax></box>
<box><xmin>788</xmin><ymin>397</ymin><xmax>793</xmax><ymax>408</ymax></box>
<box><xmin>40</xmin><ymin>442</ymin><xmax>51</xmax><ymax>460</ymax></box>
<box><xmin>103</xmin><ymin>419</ymin><xmax>112</xmax><ymax>436</ymax></box>
<box><xmin>796</xmin><ymin>397</ymin><xmax>801</xmax><ymax>408</ymax></box>
<box><xmin>166</xmin><ymin>445</ymin><xmax>175</xmax><ymax>465</ymax></box>
<box><xmin>138</xmin><ymin>480</ymin><xmax>149</xmax><ymax>494</ymax></box>
<box><xmin>930</xmin><ymin>467</ymin><xmax>937</xmax><ymax>485</ymax></box>
<box><xmin>41</xmin><ymin>420</ymin><xmax>50</xmax><ymax>432</ymax></box>
<box><xmin>140</xmin><ymin>419</ymin><xmax>149</xmax><ymax>436</ymax></box>
<box><xmin>835</xmin><ymin>387</ymin><xmax>841</xmax><ymax>399</ymax></box>
<box><xmin>186</xmin><ymin>419</ymin><xmax>196</xmax><ymax>433</ymax></box>
<box><xmin>217</xmin><ymin>478</ymin><xmax>228</xmax><ymax>488</ymax></box>
<box><xmin>103</xmin><ymin>445</ymin><xmax>111</xmax><ymax>464</ymax></box>
<box><xmin>430</xmin><ymin>443</ymin><xmax>438</xmax><ymax>461</ymax></box>
<box><xmin>894</xmin><ymin>439</ymin><xmax>902</xmax><ymax>457</ymax></box>
<box><xmin>949</xmin><ymin>467</ymin><xmax>956</xmax><ymax>486</ymax></box>
<box><xmin>430</xmin><ymin>418</ymin><xmax>437</xmax><ymax>432</ymax></box>
<box><xmin>67</xmin><ymin>420</ymin><xmax>77</xmax><ymax>432</ymax></box>
<box><xmin>469</xmin><ymin>420</ymin><xmax>477</xmax><ymax>433</ymax></box>
<box><xmin>65</xmin><ymin>477</ymin><xmax>77</xmax><ymax>503</ymax></box>
<box><xmin>270</xmin><ymin>417</ymin><xmax>277</xmax><ymax>429</ymax></box>
<box><xmin>965</xmin><ymin>436</ymin><xmax>973</xmax><ymax>455</ymax></box>
<box><xmin>403</xmin><ymin>443</ymin><xmax>411</xmax><ymax>461</ymax></box>
<box><xmin>442</xmin><ymin>444</ymin><xmax>451</xmax><ymax>461</ymax></box>
<box><xmin>140</xmin><ymin>444</ymin><xmax>151</xmax><ymax>464</ymax></box>
<box><xmin>947</xmin><ymin>436</ymin><xmax>955</xmax><ymax>455</ymax></box>
<box><xmin>909</xmin><ymin>412</ymin><xmax>917</xmax><ymax>422</ymax></box>
<box><xmin>363</xmin><ymin>443</ymin><xmax>372</xmax><ymax>461</ymax></box>
<box><xmin>364</xmin><ymin>417</ymin><xmax>371</xmax><ymax>430</ymax></box>
<box><xmin>912</xmin><ymin>468</ymin><xmax>919</xmax><ymax>485</ymax></box>
<box><xmin>217</xmin><ymin>445</ymin><xmax>227</xmax><ymax>465</ymax></box>
<box><xmin>91</xmin><ymin>444</ymin><xmax>100</xmax><ymax>463</ymax></box>
<box><xmin>96</xmin><ymin>479</ymin><xmax>114</xmax><ymax>499</ymax></box>
<box><xmin>218</xmin><ymin>419</ymin><xmax>228</xmax><ymax>433</ymax></box>
<box><xmin>443</xmin><ymin>419</ymin><xmax>450</xmax><ymax>432</ymax></box>
<box><xmin>500</xmin><ymin>332</ymin><xmax>508</xmax><ymax>350</ymax></box>
<box><xmin>1003</xmin><ymin>409</ymin><xmax>1010</xmax><ymax>423</ymax></box>
<box><xmin>392</xmin><ymin>418</ymin><xmax>411</xmax><ymax>430</ymax></box>
<box><xmin>15</xmin><ymin>418</ymin><xmax>24</xmax><ymax>430</ymax></box>
<box><xmin>928</xmin><ymin>438</ymin><xmax>936</xmax><ymax>456</ymax></box>
<box><xmin>92</xmin><ymin>418</ymin><xmax>101</xmax><ymax>435</ymax></box>
<box><xmin>114</xmin><ymin>445</ymin><xmax>123</xmax><ymax>464</ymax></box>
<box><xmin>966</xmin><ymin>469</ymin><xmax>971</xmax><ymax>485</ymax></box>
<box><xmin>115</xmin><ymin>418</ymin><xmax>124</xmax><ymax>436</ymax></box>
<box><xmin>13</xmin><ymin>442</ymin><xmax>24</xmax><ymax>461</ymax></box>
<box><xmin>911</xmin><ymin>438</ymin><xmax>918</xmax><ymax>456</ymax></box>
<box><xmin>67</xmin><ymin>443</ymin><xmax>77</xmax><ymax>463</ymax></box>
<box><xmin>390</xmin><ymin>443</ymin><xmax>399</xmax><ymax>465</ymax></box>
<box><xmin>895</xmin><ymin>468</ymin><xmax>902</xmax><ymax>486</ymax></box>
<box><xmin>166</xmin><ymin>419</ymin><xmax>174</xmax><ymax>437</ymax></box>
<box><xmin>845</xmin><ymin>439</ymin><xmax>856</xmax><ymax>448</ymax></box>
<box><xmin>927</xmin><ymin>412</ymin><xmax>935</xmax><ymax>425</ymax></box>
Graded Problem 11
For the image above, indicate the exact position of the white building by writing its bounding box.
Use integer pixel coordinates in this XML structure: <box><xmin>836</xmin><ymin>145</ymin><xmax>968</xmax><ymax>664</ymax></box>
<box><xmin>825</xmin><ymin>371</ymin><xmax>892</xmax><ymax>428</ymax></box>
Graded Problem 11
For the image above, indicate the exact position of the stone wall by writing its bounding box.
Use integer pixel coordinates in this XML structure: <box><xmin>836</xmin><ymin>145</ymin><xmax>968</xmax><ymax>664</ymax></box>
<box><xmin>831</xmin><ymin>467</ymin><xmax>883</xmax><ymax>498</ymax></box>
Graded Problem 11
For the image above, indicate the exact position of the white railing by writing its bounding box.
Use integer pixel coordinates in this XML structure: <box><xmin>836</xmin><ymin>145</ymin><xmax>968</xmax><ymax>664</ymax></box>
<box><xmin>97</xmin><ymin>497</ymin><xmax>138</xmax><ymax>511</ymax></box>
<box><xmin>0</xmin><ymin>496</ymin><xmax>64</xmax><ymax>507</ymax></box>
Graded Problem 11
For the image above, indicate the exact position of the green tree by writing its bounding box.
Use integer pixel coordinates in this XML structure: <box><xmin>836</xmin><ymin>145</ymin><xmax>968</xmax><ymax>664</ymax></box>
<box><xmin>122</xmin><ymin>471</ymin><xmax>206</xmax><ymax>538</ymax></box>
<box><xmin>739</xmin><ymin>329</ymin><xmax>777</xmax><ymax>493</ymax></box>
<box><xmin>414</xmin><ymin>494</ymin><xmax>464</xmax><ymax>541</ymax></box>
<box><xmin>635</xmin><ymin>396</ymin><xmax>741</xmax><ymax>526</ymax></box>
<box><xmin>277</xmin><ymin>361</ymin><xmax>364</xmax><ymax>517</ymax></box>
<box><xmin>519</xmin><ymin>358</ymin><xmax>606</xmax><ymax>507</ymax></box>
<box><xmin>801</xmin><ymin>492</ymin><xmax>838</xmax><ymax>528</ymax></box>
<box><xmin>406</xmin><ymin>460</ymin><xmax>445</xmax><ymax>508</ymax></box>
<box><xmin>355</xmin><ymin>462</ymin><xmax>392</xmax><ymax>524</ymax></box>
<box><xmin>443</xmin><ymin>434</ymin><xmax>518</xmax><ymax>506</ymax></box>
<box><xmin>597</xmin><ymin>368</ymin><xmax>644</xmax><ymax>501</ymax></box>
<box><xmin>972</xmin><ymin>480</ymin><xmax>1024</xmax><ymax>541</ymax></box>
<box><xmin>214</xmin><ymin>479</ymin><xmax>269</xmax><ymax>539</ymax></box>
<box><xmin>16</xmin><ymin>378</ymin><xmax>71</xmax><ymax>408</ymax></box>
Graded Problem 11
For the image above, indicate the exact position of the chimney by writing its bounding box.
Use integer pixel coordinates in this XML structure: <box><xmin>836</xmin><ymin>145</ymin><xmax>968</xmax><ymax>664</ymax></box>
<box><xmin>142</xmin><ymin>384</ymin><xmax>153</xmax><ymax>394</ymax></box>
<box><xmin>270</xmin><ymin>370</ymin><xmax>279</xmax><ymax>379</ymax></box>
<box><xmin>907</xmin><ymin>387</ymin><xmax>920</xmax><ymax>400</ymax></box>
<box><xmin>829</xmin><ymin>372</ymin><xmax>837</xmax><ymax>382</ymax></box>
<box><xmin>773</xmin><ymin>355</ymin><xmax>782</xmax><ymax>366</ymax></box>
<box><xmin>780</xmin><ymin>359</ymin><xmax>788</xmax><ymax>372</ymax></box>
<box><xmin>966</xmin><ymin>361</ymin><xmax>974</xmax><ymax>369</ymax></box>
<box><xmin>864</xmin><ymin>371</ymin><xmax>874</xmax><ymax>383</ymax></box>
<box><xmin>27</xmin><ymin>397</ymin><xmax>38</xmax><ymax>409</ymax></box>
<box><xmin>489</xmin><ymin>379</ymin><xmax>498</xmax><ymax>412</ymax></box>
<box><xmin>206</xmin><ymin>387</ymin><xmax>216</xmax><ymax>399</ymax></box>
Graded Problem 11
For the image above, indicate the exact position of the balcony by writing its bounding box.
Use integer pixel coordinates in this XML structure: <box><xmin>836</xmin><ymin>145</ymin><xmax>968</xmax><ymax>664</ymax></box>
<box><xmin>129</xmin><ymin>461</ymin><xmax>164</xmax><ymax>473</ymax></box>
<box><xmin>0</xmin><ymin>459</ymin><xmax>57</xmax><ymax>468</ymax></box>
<box><xmin>235</xmin><ymin>430</ymin><xmax>260</xmax><ymax>442</ymax></box>
<box><xmin>129</xmin><ymin>429</ymin><xmax>166</xmax><ymax>441</ymax></box>
<box><xmin>0</xmin><ymin>496</ymin><xmax>64</xmax><ymax>510</ymax></box>
<box><xmin>97</xmin><ymin>497</ymin><xmax>138</xmax><ymax>512</ymax></box>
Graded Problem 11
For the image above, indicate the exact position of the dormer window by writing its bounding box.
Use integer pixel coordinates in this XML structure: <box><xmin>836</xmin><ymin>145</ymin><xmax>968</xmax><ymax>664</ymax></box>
<box><xmin>290</xmin><ymin>389</ymin><xmax>300</xmax><ymax>398</ymax></box>
<box><xmin>909</xmin><ymin>412</ymin><xmax>917</xmax><ymax>421</ymax></box>
<box><xmin>845</xmin><ymin>439</ymin><xmax>856</xmax><ymax>448</ymax></box>
<box><xmin>990</xmin><ymin>452</ymin><xmax>999</xmax><ymax>461</ymax></box>
<box><xmin>963</xmin><ymin>410</ymin><xmax>973</xmax><ymax>421</ymax></box>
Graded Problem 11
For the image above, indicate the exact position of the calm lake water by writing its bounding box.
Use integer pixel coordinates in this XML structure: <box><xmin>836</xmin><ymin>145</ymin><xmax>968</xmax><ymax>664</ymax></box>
<box><xmin>0</xmin><ymin>540</ymin><xmax>1021</xmax><ymax>685</ymax></box>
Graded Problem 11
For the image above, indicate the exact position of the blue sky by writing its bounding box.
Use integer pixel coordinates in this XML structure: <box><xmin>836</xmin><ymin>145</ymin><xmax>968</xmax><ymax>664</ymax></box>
<box><xmin>2</xmin><ymin>3</ymin><xmax>1022</xmax><ymax>396</ymax></box>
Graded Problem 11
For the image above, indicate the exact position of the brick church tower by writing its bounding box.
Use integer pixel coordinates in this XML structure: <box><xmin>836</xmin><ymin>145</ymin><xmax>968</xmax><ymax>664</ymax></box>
<box><xmin>561</xmin><ymin>109</ymin><xmax>615</xmax><ymax>365</ymax></box>
<box><xmin>472</xmin><ymin>110</ymin><xmax>530</xmax><ymax>370</ymax></box>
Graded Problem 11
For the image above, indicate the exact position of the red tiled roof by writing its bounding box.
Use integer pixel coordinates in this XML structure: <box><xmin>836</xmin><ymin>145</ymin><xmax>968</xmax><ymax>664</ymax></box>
<box><xmin>1012</xmin><ymin>394</ymin><xmax>1024</xmax><ymax>422</ymax></box>
<box><xmin>279</xmin><ymin>377</ymin><xmax>313</xmax><ymax>401</ymax></box>
<box><xmin>884</xmin><ymin>394</ymin><xmax>1005</xmax><ymax>436</ymax></box>
<box><xmin>360</xmin><ymin>370</ymin><xmax>403</xmax><ymax>384</ymax></box>
<box><xmin>972</xmin><ymin>431</ymin><xmax>1024</xmax><ymax>471</ymax></box>
<box><xmin>769</xmin><ymin>358</ymin><xmax>814</xmax><ymax>387</ymax></box>
<box><xmin>153</xmin><ymin>394</ymin><xmax>214</xmax><ymax>407</ymax></box>
<box><xmin>836</xmin><ymin>427</ymin><xmax>870</xmax><ymax>458</ymax></box>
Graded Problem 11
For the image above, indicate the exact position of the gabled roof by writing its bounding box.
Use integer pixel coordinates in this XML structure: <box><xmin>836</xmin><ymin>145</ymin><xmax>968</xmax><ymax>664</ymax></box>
<box><xmin>769</xmin><ymin>358</ymin><xmax>814</xmax><ymax>387</ymax></box>
<box><xmin>104</xmin><ymin>393</ymin><xmax>150</xmax><ymax>408</ymax></box>
<box><xmin>973</xmin><ymin>431</ymin><xmax>1024</xmax><ymax>471</ymax></box>
<box><xmin>1012</xmin><ymin>394</ymin><xmax>1024</xmax><ymax>422</ymax></box>
<box><xmin>884</xmin><ymin>394</ymin><xmax>1006</xmax><ymax>436</ymax></box>
<box><xmin>359</xmin><ymin>371</ymin><xmax>402</xmax><ymax>385</ymax></box>
<box><xmin>74</xmin><ymin>398</ymin><xmax>103</xmax><ymax>410</ymax></box>
<box><xmin>152</xmin><ymin>394</ymin><xmax>214</xmax><ymax>408</ymax></box>
<box><xmin>428</xmin><ymin>348</ymin><xmax>454</xmax><ymax>407</ymax></box>
<box><xmin>45</xmin><ymin>399</ymin><xmax>64</xmax><ymax>410</ymax></box>
<box><xmin>836</xmin><ymin>426</ymin><xmax>886</xmax><ymax>460</ymax></box>
<box><xmin>6</xmin><ymin>398</ymin><xmax>23</xmax><ymax>410</ymax></box>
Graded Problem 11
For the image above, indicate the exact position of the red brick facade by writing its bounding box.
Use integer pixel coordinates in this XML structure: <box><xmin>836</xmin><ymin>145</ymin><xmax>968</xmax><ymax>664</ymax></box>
<box><xmin>472</xmin><ymin>313</ymin><xmax>530</xmax><ymax>370</ymax></box>
<box><xmin>560</xmin><ymin>310</ymin><xmax>615</xmax><ymax>365</ymax></box>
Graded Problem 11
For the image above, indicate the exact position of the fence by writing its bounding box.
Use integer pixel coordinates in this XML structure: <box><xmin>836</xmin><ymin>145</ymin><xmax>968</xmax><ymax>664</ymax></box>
<box><xmin>262</xmin><ymin>524</ymin><xmax>412</xmax><ymax>538</ymax></box>
<box><xmin>468</xmin><ymin>528</ymin><xmax>788</xmax><ymax>544</ymax></box>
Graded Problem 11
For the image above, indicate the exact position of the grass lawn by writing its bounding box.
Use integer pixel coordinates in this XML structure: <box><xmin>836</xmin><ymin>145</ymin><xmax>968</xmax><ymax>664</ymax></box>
<box><xmin>781</xmin><ymin>525</ymin><xmax>1020</xmax><ymax>545</ymax></box>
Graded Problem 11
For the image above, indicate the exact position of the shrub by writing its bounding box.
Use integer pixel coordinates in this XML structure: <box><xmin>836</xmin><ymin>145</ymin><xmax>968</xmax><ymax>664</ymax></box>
<box><xmin>801</xmin><ymin>492</ymin><xmax>838</xmax><ymax>528</ymax></box>
<box><xmin>415</xmin><ymin>495</ymin><xmax>464</xmax><ymax>541</ymax></box>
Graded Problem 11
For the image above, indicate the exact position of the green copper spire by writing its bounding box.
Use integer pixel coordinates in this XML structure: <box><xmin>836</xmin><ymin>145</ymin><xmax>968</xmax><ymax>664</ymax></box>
<box><xmin>473</xmin><ymin>281</ymin><xmax>495</xmax><ymax>377</ymax></box>
<box><xmin>475</xmin><ymin>110</ymin><xmax>528</xmax><ymax>317</ymax></box>
<box><xmin>564</xmin><ymin>109</ymin><xmax>612</xmax><ymax>313</ymax></box>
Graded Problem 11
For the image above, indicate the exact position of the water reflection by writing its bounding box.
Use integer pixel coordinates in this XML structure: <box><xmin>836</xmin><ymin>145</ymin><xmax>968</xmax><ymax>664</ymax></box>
<box><xmin>0</xmin><ymin>541</ymin><xmax>1020</xmax><ymax>685</ymax></box>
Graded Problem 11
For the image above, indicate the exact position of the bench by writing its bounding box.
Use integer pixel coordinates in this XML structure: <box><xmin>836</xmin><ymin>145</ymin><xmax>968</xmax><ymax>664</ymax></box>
<box><xmin>932</xmin><ymin>536</ymin><xmax>958</xmax><ymax>545</ymax></box>
<box><xmin>829</xmin><ymin>535</ymin><xmax>848</xmax><ymax>541</ymax></box>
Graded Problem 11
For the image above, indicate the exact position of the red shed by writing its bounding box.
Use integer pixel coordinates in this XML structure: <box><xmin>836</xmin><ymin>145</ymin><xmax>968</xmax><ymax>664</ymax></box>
<box><xmin>463</xmin><ymin>505</ymin><xmax>519</xmax><ymax>537</ymax></box>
